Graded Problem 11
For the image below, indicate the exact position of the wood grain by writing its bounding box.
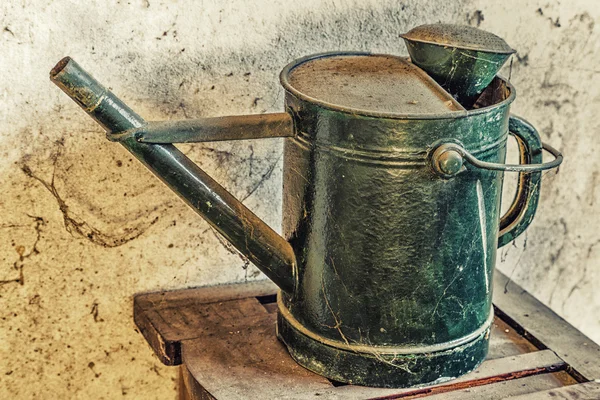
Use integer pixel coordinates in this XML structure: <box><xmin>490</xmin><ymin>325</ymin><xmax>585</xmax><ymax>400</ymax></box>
<box><xmin>494</xmin><ymin>270</ymin><xmax>600</xmax><ymax>381</ymax></box>
<box><xmin>132</xmin><ymin>272</ymin><xmax>597</xmax><ymax>399</ymax></box>
<box><xmin>504</xmin><ymin>381</ymin><xmax>600</xmax><ymax>399</ymax></box>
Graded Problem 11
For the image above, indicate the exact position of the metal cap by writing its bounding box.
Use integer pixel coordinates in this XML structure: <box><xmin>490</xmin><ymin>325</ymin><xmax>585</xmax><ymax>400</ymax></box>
<box><xmin>401</xmin><ymin>24</ymin><xmax>515</xmax><ymax>54</ymax></box>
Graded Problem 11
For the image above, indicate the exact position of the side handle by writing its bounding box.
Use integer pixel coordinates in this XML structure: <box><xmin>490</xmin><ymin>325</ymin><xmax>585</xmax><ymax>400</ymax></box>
<box><xmin>497</xmin><ymin>116</ymin><xmax>547</xmax><ymax>247</ymax></box>
<box><xmin>428</xmin><ymin>115</ymin><xmax>563</xmax><ymax>247</ymax></box>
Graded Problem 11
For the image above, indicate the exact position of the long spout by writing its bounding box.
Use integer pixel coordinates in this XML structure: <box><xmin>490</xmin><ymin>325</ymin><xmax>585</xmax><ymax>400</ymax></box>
<box><xmin>50</xmin><ymin>57</ymin><xmax>297</xmax><ymax>294</ymax></box>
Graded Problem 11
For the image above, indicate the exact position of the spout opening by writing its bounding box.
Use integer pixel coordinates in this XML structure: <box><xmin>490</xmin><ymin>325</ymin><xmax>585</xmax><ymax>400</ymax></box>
<box><xmin>50</xmin><ymin>56</ymin><xmax>72</xmax><ymax>80</ymax></box>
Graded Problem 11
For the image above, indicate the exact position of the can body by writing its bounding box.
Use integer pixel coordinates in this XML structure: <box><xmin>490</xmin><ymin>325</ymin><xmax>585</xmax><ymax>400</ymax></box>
<box><xmin>277</xmin><ymin>56</ymin><xmax>514</xmax><ymax>387</ymax></box>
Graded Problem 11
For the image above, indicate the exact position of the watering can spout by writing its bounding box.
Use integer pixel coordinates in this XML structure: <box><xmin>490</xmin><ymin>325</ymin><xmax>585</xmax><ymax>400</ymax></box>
<box><xmin>50</xmin><ymin>57</ymin><xmax>297</xmax><ymax>294</ymax></box>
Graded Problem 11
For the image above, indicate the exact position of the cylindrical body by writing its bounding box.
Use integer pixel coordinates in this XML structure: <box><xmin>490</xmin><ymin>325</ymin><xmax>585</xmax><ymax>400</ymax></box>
<box><xmin>276</xmin><ymin>53</ymin><xmax>515</xmax><ymax>387</ymax></box>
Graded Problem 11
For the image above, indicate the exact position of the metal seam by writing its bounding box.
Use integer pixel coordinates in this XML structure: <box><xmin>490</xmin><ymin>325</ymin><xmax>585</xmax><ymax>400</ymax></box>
<box><xmin>86</xmin><ymin>89</ymin><xmax>108</xmax><ymax>113</ymax></box>
<box><xmin>292</xmin><ymin>131</ymin><xmax>508</xmax><ymax>165</ymax></box>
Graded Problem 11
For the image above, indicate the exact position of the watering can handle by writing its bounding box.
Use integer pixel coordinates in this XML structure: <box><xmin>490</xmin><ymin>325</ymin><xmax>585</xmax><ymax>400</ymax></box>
<box><xmin>429</xmin><ymin>116</ymin><xmax>562</xmax><ymax>247</ymax></box>
<box><xmin>496</xmin><ymin>116</ymin><xmax>550</xmax><ymax>247</ymax></box>
<box><xmin>430</xmin><ymin>122</ymin><xmax>562</xmax><ymax>176</ymax></box>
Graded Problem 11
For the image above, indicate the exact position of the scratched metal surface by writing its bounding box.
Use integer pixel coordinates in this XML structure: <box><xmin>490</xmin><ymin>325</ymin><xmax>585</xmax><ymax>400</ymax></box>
<box><xmin>0</xmin><ymin>0</ymin><xmax>597</xmax><ymax>399</ymax></box>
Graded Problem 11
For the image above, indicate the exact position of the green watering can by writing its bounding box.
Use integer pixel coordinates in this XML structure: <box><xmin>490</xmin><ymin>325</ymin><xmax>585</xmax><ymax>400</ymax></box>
<box><xmin>50</xmin><ymin>24</ymin><xmax>562</xmax><ymax>388</ymax></box>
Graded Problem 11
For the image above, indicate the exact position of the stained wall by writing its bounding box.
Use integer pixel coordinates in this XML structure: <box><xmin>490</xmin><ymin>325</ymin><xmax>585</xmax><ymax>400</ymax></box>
<box><xmin>0</xmin><ymin>0</ymin><xmax>597</xmax><ymax>398</ymax></box>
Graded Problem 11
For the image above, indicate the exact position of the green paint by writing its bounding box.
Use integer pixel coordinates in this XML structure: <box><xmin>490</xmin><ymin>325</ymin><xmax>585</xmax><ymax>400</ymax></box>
<box><xmin>404</xmin><ymin>41</ymin><xmax>512</xmax><ymax>107</ymax></box>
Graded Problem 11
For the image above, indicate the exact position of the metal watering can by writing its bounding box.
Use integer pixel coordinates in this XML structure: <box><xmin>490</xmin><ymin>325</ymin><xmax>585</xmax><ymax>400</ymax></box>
<box><xmin>50</xmin><ymin>25</ymin><xmax>562</xmax><ymax>388</ymax></box>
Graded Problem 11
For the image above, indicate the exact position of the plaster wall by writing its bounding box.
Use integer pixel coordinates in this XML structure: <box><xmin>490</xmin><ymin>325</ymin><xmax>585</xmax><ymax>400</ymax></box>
<box><xmin>0</xmin><ymin>0</ymin><xmax>597</xmax><ymax>398</ymax></box>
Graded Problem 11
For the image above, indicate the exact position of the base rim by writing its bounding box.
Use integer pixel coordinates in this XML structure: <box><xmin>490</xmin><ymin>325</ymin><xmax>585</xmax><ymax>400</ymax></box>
<box><xmin>276</xmin><ymin>305</ymin><xmax>491</xmax><ymax>388</ymax></box>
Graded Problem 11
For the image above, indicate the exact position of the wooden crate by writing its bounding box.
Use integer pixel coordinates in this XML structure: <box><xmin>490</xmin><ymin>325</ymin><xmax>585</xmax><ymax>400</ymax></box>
<box><xmin>134</xmin><ymin>271</ymin><xmax>600</xmax><ymax>399</ymax></box>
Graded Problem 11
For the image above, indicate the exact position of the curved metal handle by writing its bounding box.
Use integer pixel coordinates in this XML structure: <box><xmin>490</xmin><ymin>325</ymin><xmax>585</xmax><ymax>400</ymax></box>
<box><xmin>497</xmin><ymin>116</ymin><xmax>549</xmax><ymax>247</ymax></box>
<box><xmin>430</xmin><ymin>138</ymin><xmax>562</xmax><ymax>176</ymax></box>
<box><xmin>429</xmin><ymin>116</ymin><xmax>563</xmax><ymax>247</ymax></box>
<box><xmin>462</xmin><ymin>141</ymin><xmax>562</xmax><ymax>172</ymax></box>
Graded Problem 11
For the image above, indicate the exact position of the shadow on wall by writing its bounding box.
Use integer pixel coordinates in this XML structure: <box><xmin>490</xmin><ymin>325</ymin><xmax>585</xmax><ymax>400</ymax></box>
<box><xmin>12</xmin><ymin>1</ymin><xmax>476</xmax><ymax>258</ymax></box>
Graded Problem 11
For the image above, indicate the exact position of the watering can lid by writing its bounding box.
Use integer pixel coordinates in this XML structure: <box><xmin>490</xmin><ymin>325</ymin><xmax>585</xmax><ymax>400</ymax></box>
<box><xmin>401</xmin><ymin>24</ymin><xmax>515</xmax><ymax>54</ymax></box>
<box><xmin>283</xmin><ymin>53</ymin><xmax>464</xmax><ymax>115</ymax></box>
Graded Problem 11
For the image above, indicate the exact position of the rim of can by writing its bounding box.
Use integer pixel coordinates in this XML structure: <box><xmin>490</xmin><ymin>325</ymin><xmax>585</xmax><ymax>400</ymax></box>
<box><xmin>279</xmin><ymin>51</ymin><xmax>516</xmax><ymax>120</ymax></box>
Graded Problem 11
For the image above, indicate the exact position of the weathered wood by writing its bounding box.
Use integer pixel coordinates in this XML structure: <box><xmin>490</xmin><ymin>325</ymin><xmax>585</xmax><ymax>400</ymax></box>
<box><xmin>180</xmin><ymin>315</ymin><xmax>564</xmax><ymax>400</ymax></box>
<box><xmin>494</xmin><ymin>270</ymin><xmax>600</xmax><ymax>381</ymax></box>
<box><xmin>415</xmin><ymin>372</ymin><xmax>575</xmax><ymax>400</ymax></box>
<box><xmin>487</xmin><ymin>318</ymin><xmax>539</xmax><ymax>360</ymax></box>
<box><xmin>182</xmin><ymin>312</ymin><xmax>333</xmax><ymax>399</ymax></box>
<box><xmin>134</xmin><ymin>280</ymin><xmax>277</xmax><ymax>365</ymax></box>
<box><xmin>301</xmin><ymin>350</ymin><xmax>565</xmax><ymax>400</ymax></box>
<box><xmin>180</xmin><ymin>365</ymin><xmax>216</xmax><ymax>400</ymax></box>
<box><xmin>135</xmin><ymin>282</ymin><xmax>539</xmax><ymax>367</ymax></box>
<box><xmin>132</xmin><ymin>275</ymin><xmax>598</xmax><ymax>399</ymax></box>
<box><xmin>179</xmin><ymin>371</ymin><xmax>573</xmax><ymax>400</ymax></box>
<box><xmin>135</xmin><ymin>279</ymin><xmax>277</xmax><ymax>310</ymax></box>
<box><xmin>503</xmin><ymin>381</ymin><xmax>600</xmax><ymax>399</ymax></box>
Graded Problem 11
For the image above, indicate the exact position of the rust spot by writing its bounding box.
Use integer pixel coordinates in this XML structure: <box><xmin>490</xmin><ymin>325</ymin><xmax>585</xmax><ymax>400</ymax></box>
<box><xmin>50</xmin><ymin>57</ymin><xmax>71</xmax><ymax>79</ymax></box>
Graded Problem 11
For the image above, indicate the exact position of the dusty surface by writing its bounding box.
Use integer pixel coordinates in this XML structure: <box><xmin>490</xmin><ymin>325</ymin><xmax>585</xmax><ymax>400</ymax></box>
<box><xmin>285</xmin><ymin>54</ymin><xmax>463</xmax><ymax>113</ymax></box>
<box><xmin>0</xmin><ymin>0</ymin><xmax>597</xmax><ymax>399</ymax></box>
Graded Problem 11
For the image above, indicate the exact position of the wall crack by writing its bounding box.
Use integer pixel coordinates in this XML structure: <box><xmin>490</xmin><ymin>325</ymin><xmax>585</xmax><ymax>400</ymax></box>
<box><xmin>20</xmin><ymin>143</ymin><xmax>159</xmax><ymax>248</ymax></box>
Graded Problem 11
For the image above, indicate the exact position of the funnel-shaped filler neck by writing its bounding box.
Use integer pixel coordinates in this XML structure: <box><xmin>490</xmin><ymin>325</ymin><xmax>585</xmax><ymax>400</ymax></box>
<box><xmin>402</xmin><ymin>24</ymin><xmax>515</xmax><ymax>108</ymax></box>
<box><xmin>401</xmin><ymin>24</ymin><xmax>515</xmax><ymax>54</ymax></box>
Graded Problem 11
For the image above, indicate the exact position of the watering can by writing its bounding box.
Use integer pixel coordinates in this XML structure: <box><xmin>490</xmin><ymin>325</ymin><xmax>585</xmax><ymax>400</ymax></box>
<box><xmin>50</xmin><ymin>27</ymin><xmax>562</xmax><ymax>388</ymax></box>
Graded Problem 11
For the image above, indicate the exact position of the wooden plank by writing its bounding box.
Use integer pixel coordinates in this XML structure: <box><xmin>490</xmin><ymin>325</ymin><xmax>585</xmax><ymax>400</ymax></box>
<box><xmin>150</xmin><ymin>297</ymin><xmax>270</xmax><ymax>339</ymax></box>
<box><xmin>413</xmin><ymin>372</ymin><xmax>574</xmax><ymax>400</ymax></box>
<box><xmin>135</xmin><ymin>282</ymin><xmax>539</xmax><ymax>366</ymax></box>
<box><xmin>135</xmin><ymin>297</ymin><xmax>270</xmax><ymax>365</ymax></box>
<box><xmin>133</xmin><ymin>275</ymin><xmax>566</xmax><ymax>376</ymax></box>
<box><xmin>488</xmin><ymin>317</ymin><xmax>539</xmax><ymax>360</ymax></box>
<box><xmin>183</xmin><ymin>334</ymin><xmax>564</xmax><ymax>400</ymax></box>
<box><xmin>134</xmin><ymin>279</ymin><xmax>277</xmax><ymax>310</ymax></box>
<box><xmin>132</xmin><ymin>275</ymin><xmax>598</xmax><ymax>398</ymax></box>
<box><xmin>134</xmin><ymin>280</ymin><xmax>277</xmax><ymax>366</ymax></box>
<box><xmin>136</xmin><ymin>289</ymin><xmax>537</xmax><ymax>367</ymax></box>
<box><xmin>494</xmin><ymin>270</ymin><xmax>600</xmax><ymax>381</ymax></box>
<box><xmin>134</xmin><ymin>306</ymin><xmax>180</xmax><ymax>365</ymax></box>
<box><xmin>178</xmin><ymin>366</ymin><xmax>574</xmax><ymax>400</ymax></box>
<box><xmin>301</xmin><ymin>350</ymin><xmax>565</xmax><ymax>400</ymax></box>
<box><xmin>182</xmin><ymin>313</ymin><xmax>334</xmax><ymax>400</ymax></box>
<box><xmin>180</xmin><ymin>365</ymin><xmax>216</xmax><ymax>400</ymax></box>
<box><xmin>503</xmin><ymin>381</ymin><xmax>600</xmax><ymax>399</ymax></box>
<box><xmin>261</xmin><ymin>301</ymin><xmax>278</xmax><ymax>314</ymax></box>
